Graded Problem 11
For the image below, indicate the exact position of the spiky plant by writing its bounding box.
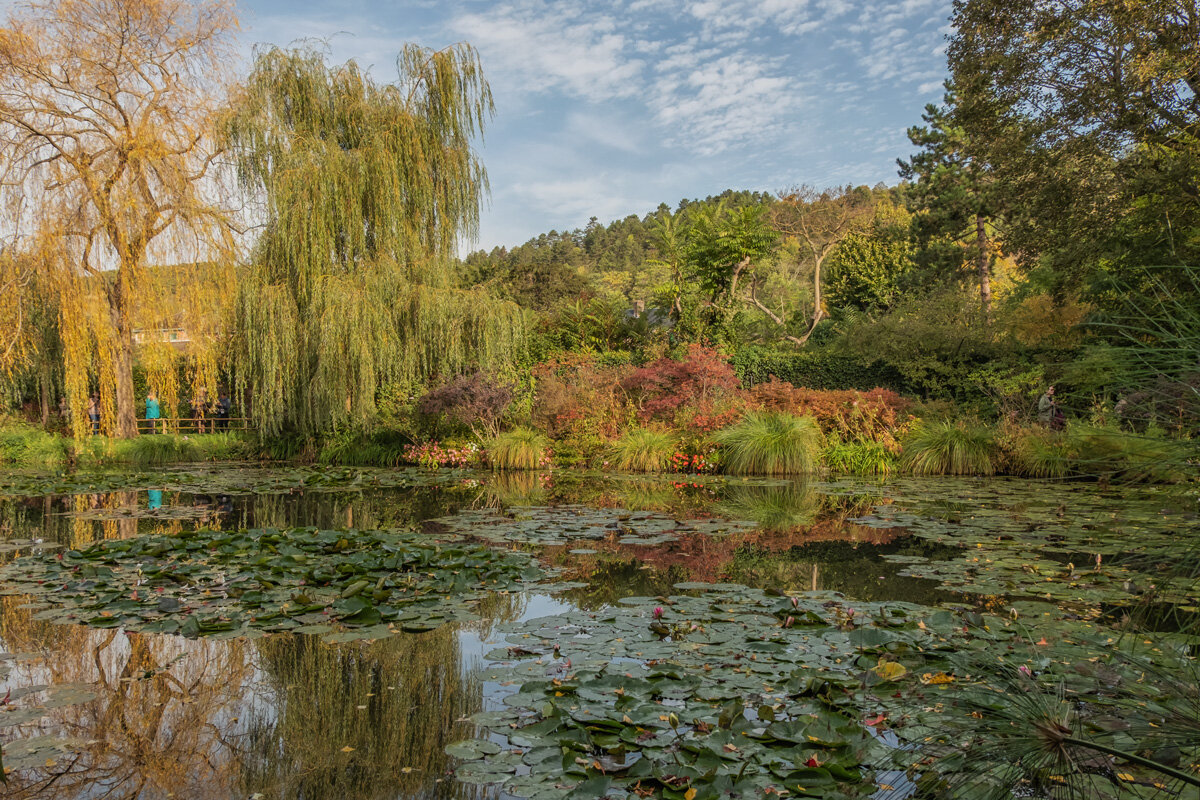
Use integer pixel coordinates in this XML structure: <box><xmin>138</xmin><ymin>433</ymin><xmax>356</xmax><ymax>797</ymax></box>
<box><xmin>487</xmin><ymin>428</ymin><xmax>550</xmax><ymax>470</ymax></box>
<box><xmin>610</xmin><ymin>428</ymin><xmax>675</xmax><ymax>472</ymax></box>
<box><xmin>1066</xmin><ymin>425</ymin><xmax>1186</xmax><ymax>483</ymax></box>
<box><xmin>712</xmin><ymin>412</ymin><xmax>823</xmax><ymax>475</ymax></box>
<box><xmin>823</xmin><ymin>439</ymin><xmax>896</xmax><ymax>476</ymax></box>
<box><xmin>1011</xmin><ymin>427</ymin><xmax>1073</xmax><ymax>479</ymax></box>
<box><xmin>900</xmin><ymin>420</ymin><xmax>995</xmax><ymax>476</ymax></box>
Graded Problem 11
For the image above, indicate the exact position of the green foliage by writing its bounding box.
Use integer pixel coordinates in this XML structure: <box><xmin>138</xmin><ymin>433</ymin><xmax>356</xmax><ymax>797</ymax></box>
<box><xmin>825</xmin><ymin>229</ymin><xmax>914</xmax><ymax>313</ymax></box>
<box><xmin>76</xmin><ymin>433</ymin><xmax>250</xmax><ymax>467</ymax></box>
<box><xmin>227</xmin><ymin>44</ymin><xmax>526</xmax><ymax>435</ymax></box>
<box><xmin>900</xmin><ymin>420</ymin><xmax>996</xmax><ymax>476</ymax></box>
<box><xmin>1065</xmin><ymin>425</ymin><xmax>1187</xmax><ymax>484</ymax></box>
<box><xmin>1004</xmin><ymin>426</ymin><xmax>1071</xmax><ymax>479</ymax></box>
<box><xmin>487</xmin><ymin>428</ymin><xmax>550</xmax><ymax>470</ymax></box>
<box><xmin>731</xmin><ymin>347</ymin><xmax>908</xmax><ymax>393</ymax></box>
<box><xmin>318</xmin><ymin>429</ymin><xmax>413</xmax><ymax>467</ymax></box>
<box><xmin>712</xmin><ymin>411</ymin><xmax>823</xmax><ymax>475</ymax></box>
<box><xmin>0</xmin><ymin>418</ymin><xmax>69</xmax><ymax>467</ymax></box>
<box><xmin>822</xmin><ymin>439</ymin><xmax>896</xmax><ymax>476</ymax></box>
<box><xmin>609</xmin><ymin>428</ymin><xmax>675</xmax><ymax>472</ymax></box>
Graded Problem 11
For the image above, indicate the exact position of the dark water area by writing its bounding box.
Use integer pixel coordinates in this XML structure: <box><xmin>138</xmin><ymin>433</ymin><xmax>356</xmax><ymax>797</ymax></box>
<box><xmin>0</xmin><ymin>466</ymin><xmax>1196</xmax><ymax>798</ymax></box>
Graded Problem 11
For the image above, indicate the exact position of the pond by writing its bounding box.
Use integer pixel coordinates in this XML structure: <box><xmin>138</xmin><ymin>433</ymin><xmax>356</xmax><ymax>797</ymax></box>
<box><xmin>0</xmin><ymin>466</ymin><xmax>1196</xmax><ymax>799</ymax></box>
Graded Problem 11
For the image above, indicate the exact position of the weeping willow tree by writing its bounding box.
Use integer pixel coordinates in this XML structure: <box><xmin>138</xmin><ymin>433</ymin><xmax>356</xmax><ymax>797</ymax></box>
<box><xmin>226</xmin><ymin>44</ymin><xmax>528</xmax><ymax>435</ymax></box>
<box><xmin>0</xmin><ymin>0</ymin><xmax>241</xmax><ymax>438</ymax></box>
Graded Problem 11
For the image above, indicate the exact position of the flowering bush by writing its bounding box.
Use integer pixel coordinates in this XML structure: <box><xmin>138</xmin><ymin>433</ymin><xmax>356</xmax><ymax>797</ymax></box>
<box><xmin>669</xmin><ymin>451</ymin><xmax>714</xmax><ymax>474</ymax></box>
<box><xmin>402</xmin><ymin>441</ymin><xmax>483</xmax><ymax>469</ymax></box>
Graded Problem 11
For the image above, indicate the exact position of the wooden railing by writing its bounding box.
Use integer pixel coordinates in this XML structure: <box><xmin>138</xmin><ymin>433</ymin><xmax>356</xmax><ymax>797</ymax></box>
<box><xmin>135</xmin><ymin>416</ymin><xmax>254</xmax><ymax>434</ymax></box>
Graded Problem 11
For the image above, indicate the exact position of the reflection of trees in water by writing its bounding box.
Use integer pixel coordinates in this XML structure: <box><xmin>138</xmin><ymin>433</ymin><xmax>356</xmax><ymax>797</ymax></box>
<box><xmin>244</xmin><ymin>486</ymin><xmax>472</xmax><ymax>532</ymax></box>
<box><xmin>1</xmin><ymin>595</ymin><xmax>253</xmax><ymax>799</ymax></box>
<box><xmin>240</xmin><ymin>629</ymin><xmax>484</xmax><ymax>800</ymax></box>
<box><xmin>556</xmin><ymin>557</ymin><xmax>693</xmax><ymax>610</ymax></box>
<box><xmin>726</xmin><ymin>538</ymin><xmax>961</xmax><ymax>604</ymax></box>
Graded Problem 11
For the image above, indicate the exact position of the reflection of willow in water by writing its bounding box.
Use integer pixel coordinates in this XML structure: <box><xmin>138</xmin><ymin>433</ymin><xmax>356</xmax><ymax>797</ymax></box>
<box><xmin>1</xmin><ymin>595</ymin><xmax>254</xmax><ymax>799</ymax></box>
<box><xmin>240</xmin><ymin>629</ymin><xmax>484</xmax><ymax>800</ymax></box>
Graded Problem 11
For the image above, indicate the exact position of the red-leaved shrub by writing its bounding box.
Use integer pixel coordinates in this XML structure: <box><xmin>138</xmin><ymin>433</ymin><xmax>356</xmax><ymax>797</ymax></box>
<box><xmin>623</xmin><ymin>345</ymin><xmax>740</xmax><ymax>423</ymax></box>
<box><xmin>418</xmin><ymin>373</ymin><xmax>512</xmax><ymax>438</ymax></box>
<box><xmin>745</xmin><ymin>378</ymin><xmax>911</xmax><ymax>449</ymax></box>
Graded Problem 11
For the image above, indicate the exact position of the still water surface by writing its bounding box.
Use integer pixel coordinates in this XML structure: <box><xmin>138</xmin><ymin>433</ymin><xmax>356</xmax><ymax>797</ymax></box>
<box><xmin>0</xmin><ymin>466</ymin><xmax>1194</xmax><ymax>798</ymax></box>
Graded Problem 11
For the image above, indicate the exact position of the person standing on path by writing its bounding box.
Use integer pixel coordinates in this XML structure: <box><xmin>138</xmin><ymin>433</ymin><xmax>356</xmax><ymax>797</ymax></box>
<box><xmin>86</xmin><ymin>394</ymin><xmax>100</xmax><ymax>435</ymax></box>
<box><xmin>1038</xmin><ymin>385</ymin><xmax>1064</xmax><ymax>430</ymax></box>
<box><xmin>145</xmin><ymin>390</ymin><xmax>161</xmax><ymax>434</ymax></box>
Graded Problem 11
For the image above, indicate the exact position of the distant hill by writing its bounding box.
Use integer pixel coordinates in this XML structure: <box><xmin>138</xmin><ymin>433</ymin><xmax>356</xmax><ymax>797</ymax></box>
<box><xmin>460</xmin><ymin>189</ymin><xmax>774</xmax><ymax>308</ymax></box>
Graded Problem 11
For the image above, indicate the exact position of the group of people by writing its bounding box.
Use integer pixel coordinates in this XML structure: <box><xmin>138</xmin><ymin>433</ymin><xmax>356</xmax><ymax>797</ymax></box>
<box><xmin>145</xmin><ymin>388</ymin><xmax>233</xmax><ymax>433</ymax></box>
<box><xmin>58</xmin><ymin>390</ymin><xmax>234</xmax><ymax>435</ymax></box>
<box><xmin>183</xmin><ymin>388</ymin><xmax>233</xmax><ymax>433</ymax></box>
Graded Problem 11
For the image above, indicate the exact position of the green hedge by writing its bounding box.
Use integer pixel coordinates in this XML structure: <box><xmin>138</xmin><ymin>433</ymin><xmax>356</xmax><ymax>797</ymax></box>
<box><xmin>730</xmin><ymin>347</ymin><xmax>909</xmax><ymax>394</ymax></box>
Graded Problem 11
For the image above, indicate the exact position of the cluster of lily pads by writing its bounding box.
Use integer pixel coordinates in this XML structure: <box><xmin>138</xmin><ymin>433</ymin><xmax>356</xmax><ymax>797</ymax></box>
<box><xmin>0</xmin><ymin>465</ymin><xmax>477</xmax><ymax>498</ymax></box>
<box><xmin>427</xmin><ymin>505</ymin><xmax>761</xmax><ymax>548</ymax></box>
<box><xmin>0</xmin><ymin>526</ymin><xmax>547</xmax><ymax>639</ymax></box>
<box><xmin>450</xmin><ymin>583</ymin><xmax>1199</xmax><ymax>799</ymax></box>
<box><xmin>833</xmin><ymin>477</ymin><xmax>1200</xmax><ymax>615</ymax></box>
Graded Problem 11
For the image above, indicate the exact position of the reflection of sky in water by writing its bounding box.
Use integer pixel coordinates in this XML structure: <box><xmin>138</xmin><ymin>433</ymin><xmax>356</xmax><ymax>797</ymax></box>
<box><xmin>1</xmin><ymin>468</ymin><xmax>1195</xmax><ymax>798</ymax></box>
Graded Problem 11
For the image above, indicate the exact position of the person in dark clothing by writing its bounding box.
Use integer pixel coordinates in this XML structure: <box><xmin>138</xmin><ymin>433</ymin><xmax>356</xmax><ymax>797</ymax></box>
<box><xmin>216</xmin><ymin>391</ymin><xmax>231</xmax><ymax>430</ymax></box>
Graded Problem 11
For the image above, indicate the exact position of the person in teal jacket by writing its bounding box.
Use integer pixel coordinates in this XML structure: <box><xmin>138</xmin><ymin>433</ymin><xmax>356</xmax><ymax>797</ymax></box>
<box><xmin>145</xmin><ymin>390</ymin><xmax>161</xmax><ymax>434</ymax></box>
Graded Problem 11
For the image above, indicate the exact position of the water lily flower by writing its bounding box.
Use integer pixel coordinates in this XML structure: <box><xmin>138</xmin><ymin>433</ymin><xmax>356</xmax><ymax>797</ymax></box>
<box><xmin>653</xmin><ymin>606</ymin><xmax>664</xmax><ymax>619</ymax></box>
<box><xmin>1018</xmin><ymin>665</ymin><xmax>1033</xmax><ymax>677</ymax></box>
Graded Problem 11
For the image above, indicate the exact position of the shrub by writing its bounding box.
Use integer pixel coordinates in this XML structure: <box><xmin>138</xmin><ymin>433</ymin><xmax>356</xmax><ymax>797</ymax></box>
<box><xmin>610</xmin><ymin>428</ymin><xmax>675</xmax><ymax>472</ymax></box>
<box><xmin>623</xmin><ymin>344</ymin><xmax>739</xmax><ymax>423</ymax></box>
<box><xmin>712</xmin><ymin>412</ymin><xmax>823</xmax><ymax>475</ymax></box>
<box><xmin>319</xmin><ymin>429</ymin><xmax>413</xmax><ymax>467</ymax></box>
<box><xmin>487</xmin><ymin>428</ymin><xmax>552</xmax><ymax>470</ymax></box>
<box><xmin>900</xmin><ymin>421</ymin><xmax>995</xmax><ymax>476</ymax></box>
<box><xmin>417</xmin><ymin>372</ymin><xmax>512</xmax><ymax>439</ymax></box>
<box><xmin>1001</xmin><ymin>426</ymin><xmax>1071</xmax><ymax>479</ymax></box>
<box><xmin>531</xmin><ymin>353</ymin><xmax>631</xmax><ymax>440</ymax></box>
<box><xmin>730</xmin><ymin>347</ymin><xmax>908</xmax><ymax>393</ymax></box>
<box><xmin>744</xmin><ymin>378</ymin><xmax>911</xmax><ymax>450</ymax></box>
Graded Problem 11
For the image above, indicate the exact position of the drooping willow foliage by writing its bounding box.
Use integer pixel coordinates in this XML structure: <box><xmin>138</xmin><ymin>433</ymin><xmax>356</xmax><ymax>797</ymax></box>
<box><xmin>0</xmin><ymin>0</ymin><xmax>241</xmax><ymax>438</ymax></box>
<box><xmin>225</xmin><ymin>44</ymin><xmax>528</xmax><ymax>435</ymax></box>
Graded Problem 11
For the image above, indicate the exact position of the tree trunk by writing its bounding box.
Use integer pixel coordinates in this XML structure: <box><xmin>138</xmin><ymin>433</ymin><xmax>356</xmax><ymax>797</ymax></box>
<box><xmin>976</xmin><ymin>214</ymin><xmax>992</xmax><ymax>320</ymax></box>
<box><xmin>39</xmin><ymin>371</ymin><xmax>50</xmax><ymax>425</ymax></box>
<box><xmin>108</xmin><ymin>267</ymin><xmax>139</xmax><ymax>439</ymax></box>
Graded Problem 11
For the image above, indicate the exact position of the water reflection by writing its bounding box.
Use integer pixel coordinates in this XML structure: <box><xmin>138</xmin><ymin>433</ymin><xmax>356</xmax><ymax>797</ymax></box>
<box><xmin>1</xmin><ymin>591</ymin><xmax>504</xmax><ymax>799</ymax></box>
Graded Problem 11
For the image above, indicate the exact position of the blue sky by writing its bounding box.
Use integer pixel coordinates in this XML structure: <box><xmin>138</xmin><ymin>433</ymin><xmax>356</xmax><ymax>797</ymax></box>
<box><xmin>239</xmin><ymin>0</ymin><xmax>953</xmax><ymax>251</ymax></box>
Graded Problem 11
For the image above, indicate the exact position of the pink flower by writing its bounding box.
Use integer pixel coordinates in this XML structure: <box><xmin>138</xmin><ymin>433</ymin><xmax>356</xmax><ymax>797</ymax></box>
<box><xmin>1018</xmin><ymin>665</ymin><xmax>1033</xmax><ymax>678</ymax></box>
<box><xmin>653</xmin><ymin>607</ymin><xmax>664</xmax><ymax>619</ymax></box>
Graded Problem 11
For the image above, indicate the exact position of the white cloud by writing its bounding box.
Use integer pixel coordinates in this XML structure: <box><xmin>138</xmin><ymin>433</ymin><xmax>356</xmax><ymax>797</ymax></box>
<box><xmin>450</xmin><ymin>2</ymin><xmax>647</xmax><ymax>102</ymax></box>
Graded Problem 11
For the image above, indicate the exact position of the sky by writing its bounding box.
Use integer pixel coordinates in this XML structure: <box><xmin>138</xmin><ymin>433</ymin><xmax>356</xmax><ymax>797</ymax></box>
<box><xmin>238</xmin><ymin>0</ymin><xmax>954</xmax><ymax>252</ymax></box>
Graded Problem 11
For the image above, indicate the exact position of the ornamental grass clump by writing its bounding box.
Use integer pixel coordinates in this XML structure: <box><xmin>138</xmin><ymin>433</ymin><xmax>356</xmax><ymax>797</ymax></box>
<box><xmin>487</xmin><ymin>428</ymin><xmax>551</xmax><ymax>470</ymax></box>
<box><xmin>712</xmin><ymin>411</ymin><xmax>823</xmax><ymax>475</ymax></box>
<box><xmin>823</xmin><ymin>439</ymin><xmax>896</xmax><ymax>476</ymax></box>
<box><xmin>900</xmin><ymin>420</ymin><xmax>995</xmax><ymax>476</ymax></box>
<box><xmin>610</xmin><ymin>428</ymin><xmax>675</xmax><ymax>472</ymax></box>
<box><xmin>0</xmin><ymin>420</ymin><xmax>69</xmax><ymax>468</ymax></box>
